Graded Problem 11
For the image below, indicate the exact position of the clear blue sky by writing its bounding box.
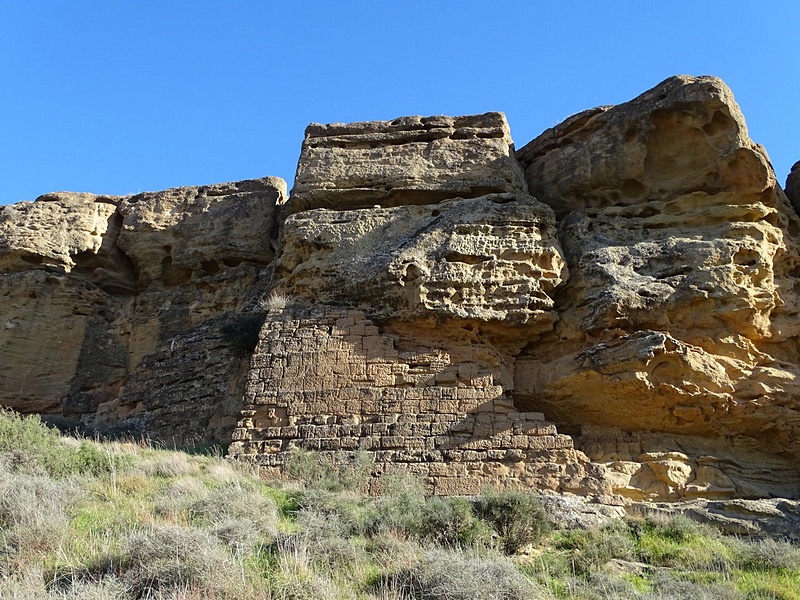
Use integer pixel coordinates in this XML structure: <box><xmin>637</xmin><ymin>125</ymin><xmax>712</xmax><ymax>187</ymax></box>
<box><xmin>1</xmin><ymin>1</ymin><xmax>798</xmax><ymax>205</ymax></box>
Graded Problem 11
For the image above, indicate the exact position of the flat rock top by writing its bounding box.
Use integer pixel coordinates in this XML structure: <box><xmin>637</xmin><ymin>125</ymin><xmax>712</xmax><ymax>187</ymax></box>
<box><xmin>289</xmin><ymin>111</ymin><xmax>527</xmax><ymax>213</ymax></box>
<box><xmin>304</xmin><ymin>112</ymin><xmax>511</xmax><ymax>140</ymax></box>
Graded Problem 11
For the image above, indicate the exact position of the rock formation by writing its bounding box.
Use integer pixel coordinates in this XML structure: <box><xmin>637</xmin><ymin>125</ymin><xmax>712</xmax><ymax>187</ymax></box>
<box><xmin>2</xmin><ymin>75</ymin><xmax>799</xmax><ymax>501</ymax></box>
<box><xmin>0</xmin><ymin>179</ymin><xmax>286</xmax><ymax>444</ymax></box>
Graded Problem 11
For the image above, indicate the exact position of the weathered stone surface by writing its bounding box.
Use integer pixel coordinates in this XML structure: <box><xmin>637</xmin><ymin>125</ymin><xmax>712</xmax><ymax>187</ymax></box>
<box><xmin>633</xmin><ymin>498</ymin><xmax>800</xmax><ymax>540</ymax></box>
<box><xmin>0</xmin><ymin>192</ymin><xmax>120</xmax><ymax>271</ymax></box>
<box><xmin>96</xmin><ymin>314</ymin><xmax>259</xmax><ymax>444</ymax></box>
<box><xmin>0</xmin><ymin>193</ymin><xmax>136</xmax><ymax>295</ymax></box>
<box><xmin>540</xmin><ymin>495</ymin><xmax>626</xmax><ymax>530</ymax></box>
<box><xmin>786</xmin><ymin>160</ymin><xmax>800</xmax><ymax>212</ymax></box>
<box><xmin>0</xmin><ymin>178</ymin><xmax>286</xmax><ymax>444</ymax></box>
<box><xmin>229</xmin><ymin>308</ymin><xmax>613</xmax><ymax>498</ymax></box>
<box><xmin>518</xmin><ymin>75</ymin><xmax>776</xmax><ymax>219</ymax></box>
<box><xmin>514</xmin><ymin>75</ymin><xmax>800</xmax><ymax>500</ymax></box>
<box><xmin>4</xmin><ymin>78</ymin><xmax>800</xmax><ymax>506</ymax></box>
<box><xmin>0</xmin><ymin>271</ymin><xmax>128</xmax><ymax>415</ymax></box>
<box><xmin>289</xmin><ymin>112</ymin><xmax>527</xmax><ymax>213</ymax></box>
<box><xmin>118</xmin><ymin>177</ymin><xmax>286</xmax><ymax>288</ymax></box>
<box><xmin>273</xmin><ymin>193</ymin><xmax>565</xmax><ymax>326</ymax></box>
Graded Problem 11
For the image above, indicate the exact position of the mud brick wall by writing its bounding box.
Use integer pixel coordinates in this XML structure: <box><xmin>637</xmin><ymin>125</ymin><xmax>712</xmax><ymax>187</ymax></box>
<box><xmin>229</xmin><ymin>308</ymin><xmax>606</xmax><ymax>496</ymax></box>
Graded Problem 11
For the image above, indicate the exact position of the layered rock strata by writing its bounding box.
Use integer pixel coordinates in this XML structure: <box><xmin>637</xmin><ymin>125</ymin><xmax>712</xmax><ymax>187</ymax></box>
<box><xmin>289</xmin><ymin>112</ymin><xmax>527</xmax><ymax>213</ymax></box>
<box><xmin>230</xmin><ymin>308</ymin><xmax>608</xmax><ymax>496</ymax></box>
<box><xmin>3</xmin><ymin>77</ymin><xmax>800</xmax><ymax>501</ymax></box>
<box><xmin>515</xmin><ymin>75</ymin><xmax>800</xmax><ymax>499</ymax></box>
<box><xmin>230</xmin><ymin>112</ymin><xmax>612</xmax><ymax>497</ymax></box>
<box><xmin>0</xmin><ymin>178</ymin><xmax>286</xmax><ymax>443</ymax></box>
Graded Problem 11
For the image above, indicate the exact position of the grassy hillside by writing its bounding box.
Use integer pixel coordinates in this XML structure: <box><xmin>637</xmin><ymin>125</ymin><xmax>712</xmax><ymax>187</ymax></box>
<box><xmin>0</xmin><ymin>409</ymin><xmax>799</xmax><ymax>599</ymax></box>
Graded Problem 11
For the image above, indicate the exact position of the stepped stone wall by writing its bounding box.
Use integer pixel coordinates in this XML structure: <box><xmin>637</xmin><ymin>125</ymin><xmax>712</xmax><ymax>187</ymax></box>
<box><xmin>229</xmin><ymin>308</ymin><xmax>609</xmax><ymax>497</ymax></box>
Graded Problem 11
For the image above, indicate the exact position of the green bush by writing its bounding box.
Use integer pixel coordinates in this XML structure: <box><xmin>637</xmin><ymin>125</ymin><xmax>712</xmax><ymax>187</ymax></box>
<box><xmin>0</xmin><ymin>409</ymin><xmax>124</xmax><ymax>478</ymax></box>
<box><xmin>475</xmin><ymin>490</ymin><xmax>551</xmax><ymax>554</ymax></box>
<box><xmin>731</xmin><ymin>538</ymin><xmax>800</xmax><ymax>572</ymax></box>
<box><xmin>118</xmin><ymin>524</ymin><xmax>243</xmax><ymax>598</ymax></box>
<box><xmin>419</xmin><ymin>496</ymin><xmax>493</xmax><ymax>548</ymax></box>
<box><xmin>221</xmin><ymin>313</ymin><xmax>264</xmax><ymax>356</ymax></box>
<box><xmin>285</xmin><ymin>448</ymin><xmax>374</xmax><ymax>492</ymax></box>
<box><xmin>367</xmin><ymin>473</ymin><xmax>427</xmax><ymax>538</ymax></box>
<box><xmin>296</xmin><ymin>488</ymin><xmax>371</xmax><ymax>536</ymax></box>
<box><xmin>554</xmin><ymin>521</ymin><xmax>637</xmax><ymax>575</ymax></box>
<box><xmin>630</xmin><ymin>514</ymin><xmax>733</xmax><ymax>570</ymax></box>
<box><xmin>0</xmin><ymin>472</ymin><xmax>80</xmax><ymax>560</ymax></box>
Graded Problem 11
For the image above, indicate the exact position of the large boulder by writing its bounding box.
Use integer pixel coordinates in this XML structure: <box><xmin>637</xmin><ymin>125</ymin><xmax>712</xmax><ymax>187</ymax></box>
<box><xmin>514</xmin><ymin>75</ymin><xmax>800</xmax><ymax>499</ymax></box>
<box><xmin>289</xmin><ymin>112</ymin><xmax>527</xmax><ymax>213</ymax></box>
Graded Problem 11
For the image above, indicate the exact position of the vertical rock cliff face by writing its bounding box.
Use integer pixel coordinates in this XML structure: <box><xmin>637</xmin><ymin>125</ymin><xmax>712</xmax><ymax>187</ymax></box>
<box><xmin>231</xmin><ymin>76</ymin><xmax>800</xmax><ymax>500</ymax></box>
<box><xmin>0</xmin><ymin>179</ymin><xmax>286</xmax><ymax>444</ymax></box>
<box><xmin>2</xmin><ymin>75</ymin><xmax>799</xmax><ymax>500</ymax></box>
<box><xmin>229</xmin><ymin>113</ymin><xmax>611</xmax><ymax>496</ymax></box>
<box><xmin>514</xmin><ymin>76</ymin><xmax>800</xmax><ymax>499</ymax></box>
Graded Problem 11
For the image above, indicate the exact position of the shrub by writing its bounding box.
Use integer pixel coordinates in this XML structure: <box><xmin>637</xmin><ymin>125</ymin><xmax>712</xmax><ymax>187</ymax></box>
<box><xmin>0</xmin><ymin>471</ymin><xmax>81</xmax><ymax>559</ymax></box>
<box><xmin>267</xmin><ymin>536</ymin><xmax>344</xmax><ymax>600</ymax></box>
<box><xmin>296</xmin><ymin>488</ymin><xmax>371</xmax><ymax>537</ymax></box>
<box><xmin>554</xmin><ymin>521</ymin><xmax>637</xmax><ymax>575</ymax></box>
<box><xmin>366</xmin><ymin>533</ymin><xmax>421</xmax><ymax>573</ymax></box>
<box><xmin>630</xmin><ymin>514</ymin><xmax>733</xmax><ymax>570</ymax></box>
<box><xmin>391</xmin><ymin>547</ymin><xmax>547</xmax><ymax>600</ymax></box>
<box><xmin>645</xmin><ymin>572</ymin><xmax>743</xmax><ymax>600</ymax></box>
<box><xmin>292</xmin><ymin>509</ymin><xmax>370</xmax><ymax>572</ymax></box>
<box><xmin>221</xmin><ymin>313</ymin><xmax>263</xmax><ymax>357</ymax></box>
<box><xmin>140</xmin><ymin>452</ymin><xmax>200</xmax><ymax>478</ymax></box>
<box><xmin>731</xmin><ymin>537</ymin><xmax>800</xmax><ymax>572</ymax></box>
<box><xmin>475</xmin><ymin>490</ymin><xmax>551</xmax><ymax>554</ymax></box>
<box><xmin>188</xmin><ymin>480</ymin><xmax>278</xmax><ymax>529</ymax></box>
<box><xmin>419</xmin><ymin>496</ymin><xmax>492</xmax><ymax>548</ymax></box>
<box><xmin>285</xmin><ymin>449</ymin><xmax>374</xmax><ymax>492</ymax></box>
<box><xmin>154</xmin><ymin>476</ymin><xmax>207</xmax><ymax>520</ymax></box>
<box><xmin>118</xmin><ymin>524</ymin><xmax>242</xmax><ymax>598</ymax></box>
<box><xmin>0</xmin><ymin>409</ymin><xmax>122</xmax><ymax>478</ymax></box>
<box><xmin>367</xmin><ymin>473</ymin><xmax>426</xmax><ymax>538</ymax></box>
<box><xmin>259</xmin><ymin>291</ymin><xmax>291</xmax><ymax>312</ymax></box>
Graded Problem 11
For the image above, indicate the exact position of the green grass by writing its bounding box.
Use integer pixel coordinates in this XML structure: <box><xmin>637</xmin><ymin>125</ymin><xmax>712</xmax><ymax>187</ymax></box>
<box><xmin>1</xmin><ymin>409</ymin><xmax>799</xmax><ymax>599</ymax></box>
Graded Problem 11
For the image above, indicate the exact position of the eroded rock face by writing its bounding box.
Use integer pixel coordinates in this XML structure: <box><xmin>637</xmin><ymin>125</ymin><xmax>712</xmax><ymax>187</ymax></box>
<box><xmin>235</xmin><ymin>78</ymin><xmax>800</xmax><ymax>499</ymax></box>
<box><xmin>230</xmin><ymin>112</ymin><xmax>611</xmax><ymax>497</ymax></box>
<box><xmin>0</xmin><ymin>178</ymin><xmax>286</xmax><ymax>443</ymax></box>
<box><xmin>786</xmin><ymin>161</ymin><xmax>800</xmax><ymax>213</ymax></box>
<box><xmin>515</xmin><ymin>75</ymin><xmax>800</xmax><ymax>499</ymax></box>
<box><xmin>274</xmin><ymin>193</ymin><xmax>566</xmax><ymax>326</ymax></box>
<box><xmin>289</xmin><ymin>112</ymin><xmax>526</xmax><ymax>213</ymax></box>
<box><xmin>4</xmin><ymin>76</ymin><xmax>800</xmax><ymax>502</ymax></box>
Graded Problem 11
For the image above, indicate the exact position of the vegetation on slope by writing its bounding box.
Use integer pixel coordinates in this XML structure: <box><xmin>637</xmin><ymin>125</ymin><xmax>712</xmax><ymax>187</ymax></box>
<box><xmin>0</xmin><ymin>409</ymin><xmax>799</xmax><ymax>599</ymax></box>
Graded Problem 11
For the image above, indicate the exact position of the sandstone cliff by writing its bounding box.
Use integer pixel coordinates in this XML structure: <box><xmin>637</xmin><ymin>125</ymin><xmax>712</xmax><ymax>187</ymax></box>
<box><xmin>0</xmin><ymin>179</ymin><xmax>286</xmax><ymax>444</ymax></box>
<box><xmin>2</xmin><ymin>75</ymin><xmax>799</xmax><ymax>501</ymax></box>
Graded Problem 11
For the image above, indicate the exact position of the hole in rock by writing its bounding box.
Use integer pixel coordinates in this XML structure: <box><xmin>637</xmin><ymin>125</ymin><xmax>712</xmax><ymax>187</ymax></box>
<box><xmin>201</xmin><ymin>260</ymin><xmax>221</xmax><ymax>274</ymax></box>
<box><xmin>21</xmin><ymin>254</ymin><xmax>43</xmax><ymax>266</ymax></box>
<box><xmin>701</xmin><ymin>110</ymin><xmax>733</xmax><ymax>137</ymax></box>
<box><xmin>621</xmin><ymin>179</ymin><xmax>647</xmax><ymax>199</ymax></box>
<box><xmin>444</xmin><ymin>252</ymin><xmax>488</xmax><ymax>265</ymax></box>
<box><xmin>160</xmin><ymin>255</ymin><xmax>193</xmax><ymax>286</ymax></box>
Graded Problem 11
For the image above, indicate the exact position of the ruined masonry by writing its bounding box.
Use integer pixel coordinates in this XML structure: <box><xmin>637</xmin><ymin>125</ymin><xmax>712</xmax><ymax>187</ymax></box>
<box><xmin>232</xmin><ymin>309</ymin><xmax>605</xmax><ymax>496</ymax></box>
<box><xmin>3</xmin><ymin>76</ymin><xmax>800</xmax><ymax>501</ymax></box>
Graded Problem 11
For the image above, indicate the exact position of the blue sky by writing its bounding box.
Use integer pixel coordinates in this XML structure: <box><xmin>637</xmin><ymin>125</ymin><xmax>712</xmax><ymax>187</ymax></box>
<box><xmin>1</xmin><ymin>1</ymin><xmax>798</xmax><ymax>205</ymax></box>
